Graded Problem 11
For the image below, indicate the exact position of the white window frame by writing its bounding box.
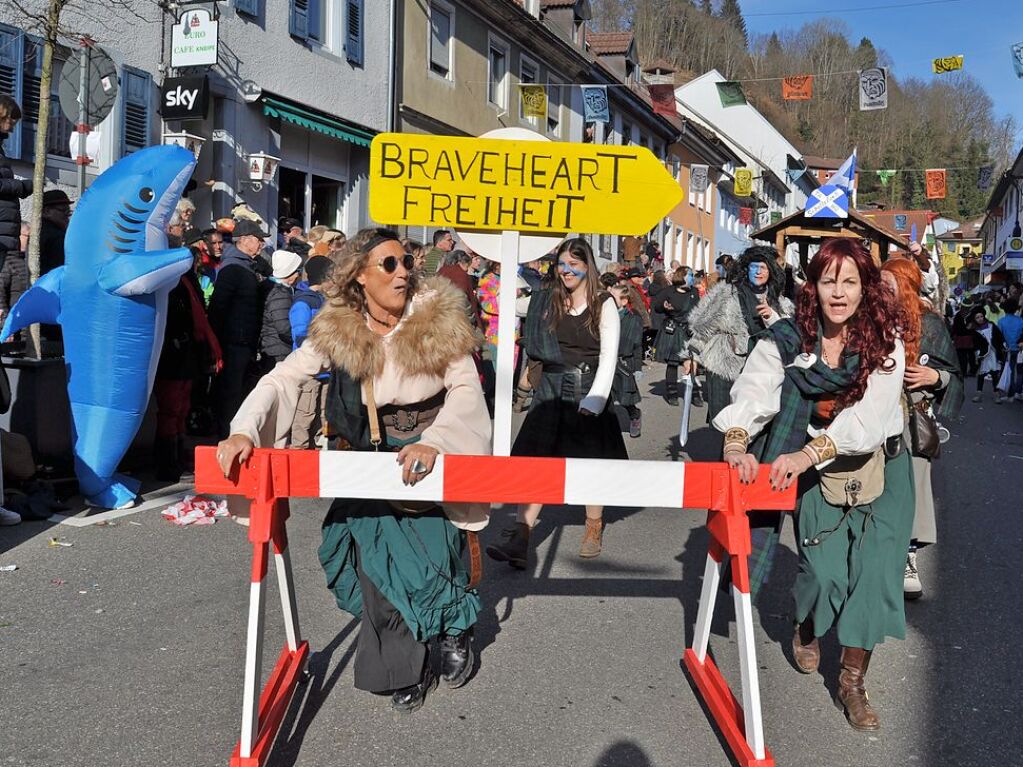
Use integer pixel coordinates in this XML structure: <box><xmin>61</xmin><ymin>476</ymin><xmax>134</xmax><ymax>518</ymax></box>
<box><xmin>519</xmin><ymin>53</ymin><xmax>540</xmax><ymax>127</ymax></box>
<box><xmin>487</xmin><ymin>33</ymin><xmax>509</xmax><ymax>110</ymax></box>
<box><xmin>428</xmin><ymin>0</ymin><xmax>455</xmax><ymax>84</ymax></box>
<box><xmin>546</xmin><ymin>73</ymin><xmax>563</xmax><ymax>137</ymax></box>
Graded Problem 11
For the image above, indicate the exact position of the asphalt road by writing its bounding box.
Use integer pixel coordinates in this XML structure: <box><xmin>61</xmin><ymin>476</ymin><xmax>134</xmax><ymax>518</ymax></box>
<box><xmin>0</xmin><ymin>363</ymin><xmax>1018</xmax><ymax>767</ymax></box>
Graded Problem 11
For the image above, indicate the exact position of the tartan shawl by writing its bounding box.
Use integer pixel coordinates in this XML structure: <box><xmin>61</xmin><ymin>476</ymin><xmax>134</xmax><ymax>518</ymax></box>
<box><xmin>920</xmin><ymin>312</ymin><xmax>964</xmax><ymax>421</ymax></box>
<box><xmin>759</xmin><ymin>319</ymin><xmax>860</xmax><ymax>463</ymax></box>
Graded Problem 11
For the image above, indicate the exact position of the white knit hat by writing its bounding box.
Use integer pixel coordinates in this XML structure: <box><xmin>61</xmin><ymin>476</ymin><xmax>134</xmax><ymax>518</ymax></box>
<box><xmin>271</xmin><ymin>249</ymin><xmax>302</xmax><ymax>279</ymax></box>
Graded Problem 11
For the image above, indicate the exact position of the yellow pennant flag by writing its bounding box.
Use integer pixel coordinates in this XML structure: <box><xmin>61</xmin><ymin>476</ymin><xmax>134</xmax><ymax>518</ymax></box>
<box><xmin>734</xmin><ymin>168</ymin><xmax>753</xmax><ymax>198</ymax></box>
<box><xmin>932</xmin><ymin>55</ymin><xmax>964</xmax><ymax>74</ymax></box>
<box><xmin>520</xmin><ymin>85</ymin><xmax>547</xmax><ymax>118</ymax></box>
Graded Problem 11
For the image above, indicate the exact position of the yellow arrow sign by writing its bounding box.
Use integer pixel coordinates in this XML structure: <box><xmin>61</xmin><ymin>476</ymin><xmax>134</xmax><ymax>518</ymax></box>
<box><xmin>369</xmin><ymin>132</ymin><xmax>683</xmax><ymax>236</ymax></box>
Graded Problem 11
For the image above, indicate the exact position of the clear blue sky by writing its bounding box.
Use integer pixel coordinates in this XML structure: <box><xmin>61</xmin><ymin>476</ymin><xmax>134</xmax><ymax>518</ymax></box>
<box><xmin>742</xmin><ymin>0</ymin><xmax>1023</xmax><ymax>145</ymax></box>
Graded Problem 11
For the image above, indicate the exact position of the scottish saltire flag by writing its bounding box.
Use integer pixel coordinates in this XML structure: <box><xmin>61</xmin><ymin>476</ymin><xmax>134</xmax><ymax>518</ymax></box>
<box><xmin>831</xmin><ymin>150</ymin><xmax>857</xmax><ymax>194</ymax></box>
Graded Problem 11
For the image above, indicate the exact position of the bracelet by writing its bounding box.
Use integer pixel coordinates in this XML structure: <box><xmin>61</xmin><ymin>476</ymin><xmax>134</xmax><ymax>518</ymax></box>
<box><xmin>723</xmin><ymin>427</ymin><xmax>750</xmax><ymax>455</ymax></box>
<box><xmin>801</xmin><ymin>434</ymin><xmax>837</xmax><ymax>466</ymax></box>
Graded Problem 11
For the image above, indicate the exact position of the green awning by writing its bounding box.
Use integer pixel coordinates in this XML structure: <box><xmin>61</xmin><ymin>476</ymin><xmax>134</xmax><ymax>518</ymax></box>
<box><xmin>262</xmin><ymin>96</ymin><xmax>376</xmax><ymax>148</ymax></box>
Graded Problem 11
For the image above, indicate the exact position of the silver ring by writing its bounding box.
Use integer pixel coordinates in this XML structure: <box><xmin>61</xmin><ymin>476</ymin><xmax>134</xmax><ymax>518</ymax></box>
<box><xmin>409</xmin><ymin>459</ymin><xmax>428</xmax><ymax>475</ymax></box>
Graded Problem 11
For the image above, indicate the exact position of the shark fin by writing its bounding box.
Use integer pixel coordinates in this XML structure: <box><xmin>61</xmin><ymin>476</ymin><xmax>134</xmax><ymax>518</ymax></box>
<box><xmin>1</xmin><ymin>266</ymin><xmax>64</xmax><ymax>340</ymax></box>
<box><xmin>98</xmin><ymin>248</ymin><xmax>193</xmax><ymax>297</ymax></box>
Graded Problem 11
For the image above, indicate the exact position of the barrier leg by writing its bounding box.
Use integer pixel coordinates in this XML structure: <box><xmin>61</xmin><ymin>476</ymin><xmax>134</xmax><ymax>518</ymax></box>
<box><xmin>731</xmin><ymin>552</ymin><xmax>766</xmax><ymax>762</ymax></box>
<box><xmin>691</xmin><ymin>543</ymin><xmax>724</xmax><ymax>663</ymax></box>
<box><xmin>239</xmin><ymin>540</ymin><xmax>269</xmax><ymax>760</ymax></box>
<box><xmin>272</xmin><ymin>509</ymin><xmax>302</xmax><ymax>653</ymax></box>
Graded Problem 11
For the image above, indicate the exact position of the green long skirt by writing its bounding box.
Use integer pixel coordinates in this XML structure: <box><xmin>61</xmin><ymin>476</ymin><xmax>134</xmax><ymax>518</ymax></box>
<box><xmin>793</xmin><ymin>449</ymin><xmax>915</xmax><ymax>650</ymax></box>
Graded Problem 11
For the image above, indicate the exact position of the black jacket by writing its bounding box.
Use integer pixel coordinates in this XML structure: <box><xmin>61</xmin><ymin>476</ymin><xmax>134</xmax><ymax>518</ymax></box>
<box><xmin>208</xmin><ymin>244</ymin><xmax>263</xmax><ymax>348</ymax></box>
<box><xmin>653</xmin><ymin>285</ymin><xmax>699</xmax><ymax>330</ymax></box>
<box><xmin>39</xmin><ymin>219</ymin><xmax>66</xmax><ymax>276</ymax></box>
<box><xmin>0</xmin><ymin>134</ymin><xmax>32</xmax><ymax>255</ymax></box>
<box><xmin>260</xmin><ymin>280</ymin><xmax>295</xmax><ymax>362</ymax></box>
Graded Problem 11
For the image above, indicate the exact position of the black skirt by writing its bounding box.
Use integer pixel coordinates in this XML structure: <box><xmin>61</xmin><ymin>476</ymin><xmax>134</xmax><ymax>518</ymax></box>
<box><xmin>513</xmin><ymin>397</ymin><xmax>628</xmax><ymax>459</ymax></box>
<box><xmin>653</xmin><ymin>326</ymin><xmax>691</xmax><ymax>364</ymax></box>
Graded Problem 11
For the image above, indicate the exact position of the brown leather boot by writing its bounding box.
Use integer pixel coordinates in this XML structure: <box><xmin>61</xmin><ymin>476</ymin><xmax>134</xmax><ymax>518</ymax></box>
<box><xmin>837</xmin><ymin>646</ymin><xmax>881</xmax><ymax>731</ymax></box>
<box><xmin>485</xmin><ymin>523</ymin><xmax>530</xmax><ymax>570</ymax></box>
<box><xmin>579</xmin><ymin>518</ymin><xmax>603</xmax><ymax>558</ymax></box>
<box><xmin>792</xmin><ymin>619</ymin><xmax>820</xmax><ymax>674</ymax></box>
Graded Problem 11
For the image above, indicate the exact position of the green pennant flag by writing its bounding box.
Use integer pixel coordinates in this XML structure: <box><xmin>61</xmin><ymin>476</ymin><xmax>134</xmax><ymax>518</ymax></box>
<box><xmin>716</xmin><ymin>81</ymin><xmax>747</xmax><ymax>108</ymax></box>
<box><xmin>876</xmin><ymin>169</ymin><xmax>897</xmax><ymax>187</ymax></box>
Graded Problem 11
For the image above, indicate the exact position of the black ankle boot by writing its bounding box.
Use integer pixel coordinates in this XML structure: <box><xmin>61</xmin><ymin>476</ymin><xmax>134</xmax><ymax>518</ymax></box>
<box><xmin>390</xmin><ymin>666</ymin><xmax>437</xmax><ymax>713</ymax></box>
<box><xmin>440</xmin><ymin>631</ymin><xmax>475</xmax><ymax>688</ymax></box>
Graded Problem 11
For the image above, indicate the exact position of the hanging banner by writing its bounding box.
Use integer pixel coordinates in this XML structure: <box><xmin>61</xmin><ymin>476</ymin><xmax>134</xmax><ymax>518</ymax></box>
<box><xmin>770</xmin><ymin>211</ymin><xmax>783</xmax><ymax>224</ymax></box>
<box><xmin>931</xmin><ymin>55</ymin><xmax>964</xmax><ymax>74</ymax></box>
<box><xmin>520</xmin><ymin>85</ymin><xmax>547</xmax><ymax>119</ymax></box>
<box><xmin>1013</xmin><ymin>42</ymin><xmax>1023</xmax><ymax>79</ymax></box>
<box><xmin>690</xmin><ymin>164</ymin><xmax>709</xmax><ymax>193</ymax></box>
<box><xmin>782</xmin><ymin>75</ymin><xmax>813</xmax><ymax>101</ymax></box>
<box><xmin>785</xmin><ymin>168</ymin><xmax>805</xmax><ymax>184</ymax></box>
<box><xmin>170</xmin><ymin>9</ymin><xmax>219</xmax><ymax>68</ymax></box>
<box><xmin>649</xmin><ymin>84</ymin><xmax>678</xmax><ymax>117</ymax></box>
<box><xmin>581</xmin><ymin>85</ymin><xmax>609</xmax><ymax>123</ymax></box>
<box><xmin>739</xmin><ymin>207</ymin><xmax>754</xmax><ymax>226</ymax></box>
<box><xmin>876</xmin><ymin>169</ymin><xmax>897</xmax><ymax>187</ymax></box>
<box><xmin>978</xmin><ymin>164</ymin><xmax>995</xmax><ymax>191</ymax></box>
<box><xmin>858</xmin><ymin>67</ymin><xmax>888</xmax><ymax>111</ymax></box>
<box><xmin>716</xmin><ymin>81</ymin><xmax>747</xmax><ymax>108</ymax></box>
<box><xmin>926</xmin><ymin>169</ymin><xmax>947</xmax><ymax>200</ymax></box>
<box><xmin>734</xmin><ymin>168</ymin><xmax>753</xmax><ymax>198</ymax></box>
<box><xmin>894</xmin><ymin>214</ymin><xmax>908</xmax><ymax>231</ymax></box>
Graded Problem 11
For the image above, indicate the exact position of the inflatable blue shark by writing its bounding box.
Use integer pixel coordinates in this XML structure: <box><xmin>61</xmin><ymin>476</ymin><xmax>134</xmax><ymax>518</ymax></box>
<box><xmin>2</xmin><ymin>145</ymin><xmax>197</xmax><ymax>508</ymax></box>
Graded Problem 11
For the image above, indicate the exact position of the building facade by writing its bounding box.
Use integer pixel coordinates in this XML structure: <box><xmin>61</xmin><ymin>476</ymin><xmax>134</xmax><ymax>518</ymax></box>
<box><xmin>980</xmin><ymin>148</ymin><xmax>1023</xmax><ymax>284</ymax></box>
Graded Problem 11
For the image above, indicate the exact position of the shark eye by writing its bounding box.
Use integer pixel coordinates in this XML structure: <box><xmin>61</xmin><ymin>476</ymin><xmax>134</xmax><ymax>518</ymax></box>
<box><xmin>139</xmin><ymin>187</ymin><xmax>154</xmax><ymax>203</ymax></box>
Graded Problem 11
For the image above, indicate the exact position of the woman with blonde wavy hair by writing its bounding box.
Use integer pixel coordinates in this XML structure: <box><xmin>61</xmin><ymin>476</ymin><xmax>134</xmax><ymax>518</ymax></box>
<box><xmin>216</xmin><ymin>227</ymin><xmax>491</xmax><ymax>713</ymax></box>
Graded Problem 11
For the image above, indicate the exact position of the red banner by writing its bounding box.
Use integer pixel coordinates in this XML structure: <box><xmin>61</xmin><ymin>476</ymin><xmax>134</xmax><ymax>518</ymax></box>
<box><xmin>782</xmin><ymin>75</ymin><xmax>814</xmax><ymax>101</ymax></box>
<box><xmin>925</xmin><ymin>169</ymin><xmax>947</xmax><ymax>200</ymax></box>
<box><xmin>649</xmin><ymin>83</ymin><xmax>678</xmax><ymax>117</ymax></box>
<box><xmin>739</xmin><ymin>207</ymin><xmax>754</xmax><ymax>225</ymax></box>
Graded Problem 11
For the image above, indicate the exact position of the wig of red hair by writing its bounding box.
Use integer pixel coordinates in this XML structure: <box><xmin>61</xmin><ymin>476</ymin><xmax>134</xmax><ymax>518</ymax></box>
<box><xmin>796</xmin><ymin>238</ymin><xmax>907</xmax><ymax>409</ymax></box>
<box><xmin>881</xmin><ymin>257</ymin><xmax>930</xmax><ymax>363</ymax></box>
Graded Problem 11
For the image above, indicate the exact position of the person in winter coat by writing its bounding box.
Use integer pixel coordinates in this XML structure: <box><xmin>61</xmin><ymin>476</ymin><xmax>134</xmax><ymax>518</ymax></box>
<box><xmin>653</xmin><ymin>268</ymin><xmax>701</xmax><ymax>406</ymax></box>
<box><xmin>208</xmin><ymin>218</ymin><xmax>269</xmax><ymax>438</ymax></box>
<box><xmin>289</xmin><ymin>255</ymin><xmax>333</xmax><ymax>448</ymax></box>
<box><xmin>0</xmin><ymin>222</ymin><xmax>28</xmax><ymax>320</ymax></box>
<box><xmin>604</xmin><ymin>277</ymin><xmax>645</xmax><ymax>438</ymax></box>
<box><xmin>260</xmin><ymin>250</ymin><xmax>302</xmax><ymax>365</ymax></box>
<box><xmin>0</xmin><ymin>97</ymin><xmax>32</xmax><ymax>307</ymax></box>
<box><xmin>970</xmin><ymin>307</ymin><xmax>1005</xmax><ymax>403</ymax></box>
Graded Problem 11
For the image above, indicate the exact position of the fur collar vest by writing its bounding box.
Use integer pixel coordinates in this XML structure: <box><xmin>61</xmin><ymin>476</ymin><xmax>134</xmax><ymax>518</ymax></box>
<box><xmin>307</xmin><ymin>276</ymin><xmax>481</xmax><ymax>381</ymax></box>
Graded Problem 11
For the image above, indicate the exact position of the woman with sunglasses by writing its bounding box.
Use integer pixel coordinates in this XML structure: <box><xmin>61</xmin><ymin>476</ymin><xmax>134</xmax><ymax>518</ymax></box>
<box><xmin>487</xmin><ymin>238</ymin><xmax>626</xmax><ymax>567</ymax></box>
<box><xmin>215</xmin><ymin>228</ymin><xmax>491</xmax><ymax>713</ymax></box>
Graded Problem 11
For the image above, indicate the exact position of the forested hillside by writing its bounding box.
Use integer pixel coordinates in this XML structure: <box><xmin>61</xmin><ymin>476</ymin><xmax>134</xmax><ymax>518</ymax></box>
<box><xmin>591</xmin><ymin>0</ymin><xmax>1019</xmax><ymax>218</ymax></box>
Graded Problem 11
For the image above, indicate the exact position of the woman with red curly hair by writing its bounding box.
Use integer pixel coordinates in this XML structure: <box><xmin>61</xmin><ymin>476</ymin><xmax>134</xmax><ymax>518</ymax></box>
<box><xmin>881</xmin><ymin>258</ymin><xmax>963</xmax><ymax>600</ymax></box>
<box><xmin>713</xmin><ymin>238</ymin><xmax>913</xmax><ymax>733</ymax></box>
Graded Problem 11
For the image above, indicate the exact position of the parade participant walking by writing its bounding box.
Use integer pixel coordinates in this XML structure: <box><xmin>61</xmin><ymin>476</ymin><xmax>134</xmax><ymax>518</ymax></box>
<box><xmin>997</xmin><ymin>299</ymin><xmax>1023</xmax><ymax>400</ymax></box>
<box><xmin>881</xmin><ymin>259</ymin><xmax>963</xmax><ymax>600</ymax></box>
<box><xmin>259</xmin><ymin>250</ymin><xmax>302</xmax><ymax>366</ymax></box>
<box><xmin>688</xmin><ymin>246</ymin><xmax>793</xmax><ymax>421</ymax></box>
<box><xmin>604</xmin><ymin>276</ymin><xmax>644</xmax><ymax>438</ymax></box>
<box><xmin>653</xmin><ymin>268</ymin><xmax>700</xmax><ymax>406</ymax></box>
<box><xmin>970</xmin><ymin>308</ymin><xmax>1005</xmax><ymax>403</ymax></box>
<box><xmin>715</xmin><ymin>238</ymin><xmax>911</xmax><ymax>732</ymax></box>
<box><xmin>487</xmin><ymin>238</ymin><xmax>624</xmax><ymax>566</ymax></box>
<box><xmin>216</xmin><ymin>228</ymin><xmax>490</xmax><ymax>712</ymax></box>
<box><xmin>288</xmin><ymin>255</ymin><xmax>333</xmax><ymax>449</ymax></box>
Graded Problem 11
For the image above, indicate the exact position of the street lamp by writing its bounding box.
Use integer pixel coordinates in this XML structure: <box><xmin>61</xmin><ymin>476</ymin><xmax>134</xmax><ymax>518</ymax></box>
<box><xmin>162</xmin><ymin>131</ymin><xmax>205</xmax><ymax>160</ymax></box>
<box><xmin>240</xmin><ymin>151</ymin><xmax>280</xmax><ymax>194</ymax></box>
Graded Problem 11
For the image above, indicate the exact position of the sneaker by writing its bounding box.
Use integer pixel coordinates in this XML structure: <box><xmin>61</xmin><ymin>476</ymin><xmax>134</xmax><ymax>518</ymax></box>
<box><xmin>1014</xmin><ymin>394</ymin><xmax>1023</xmax><ymax>402</ymax></box>
<box><xmin>0</xmin><ymin>507</ymin><xmax>22</xmax><ymax>526</ymax></box>
<box><xmin>995</xmin><ymin>392</ymin><xmax>1005</xmax><ymax>404</ymax></box>
<box><xmin>904</xmin><ymin>551</ymin><xmax>922</xmax><ymax>600</ymax></box>
<box><xmin>629</xmin><ymin>417</ymin><xmax>642</xmax><ymax>438</ymax></box>
<box><xmin>971</xmin><ymin>394</ymin><xmax>982</xmax><ymax>403</ymax></box>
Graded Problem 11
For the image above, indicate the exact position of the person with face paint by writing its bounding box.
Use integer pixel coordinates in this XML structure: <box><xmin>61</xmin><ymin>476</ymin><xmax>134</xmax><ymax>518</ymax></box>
<box><xmin>602</xmin><ymin>274</ymin><xmax>645</xmax><ymax>438</ymax></box>
<box><xmin>487</xmin><ymin>238</ymin><xmax>626</xmax><ymax>567</ymax></box>
<box><xmin>652</xmin><ymin>267</ymin><xmax>701</xmax><ymax>406</ymax></box>
<box><xmin>688</xmin><ymin>246</ymin><xmax>794</xmax><ymax>422</ymax></box>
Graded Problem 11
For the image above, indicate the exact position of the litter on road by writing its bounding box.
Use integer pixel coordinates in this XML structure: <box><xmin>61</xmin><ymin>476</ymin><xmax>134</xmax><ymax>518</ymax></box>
<box><xmin>161</xmin><ymin>495</ymin><xmax>229</xmax><ymax>526</ymax></box>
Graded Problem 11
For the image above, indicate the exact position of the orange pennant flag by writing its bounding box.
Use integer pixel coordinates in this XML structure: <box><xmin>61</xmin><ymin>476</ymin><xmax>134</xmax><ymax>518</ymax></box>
<box><xmin>925</xmin><ymin>169</ymin><xmax>947</xmax><ymax>200</ymax></box>
<box><xmin>782</xmin><ymin>75</ymin><xmax>814</xmax><ymax>101</ymax></box>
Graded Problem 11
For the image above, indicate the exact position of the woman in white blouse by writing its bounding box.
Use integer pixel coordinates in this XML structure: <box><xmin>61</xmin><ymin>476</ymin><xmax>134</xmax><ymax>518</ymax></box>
<box><xmin>714</xmin><ymin>238</ymin><xmax>913</xmax><ymax>733</ymax></box>
<box><xmin>486</xmin><ymin>238</ymin><xmax>624</xmax><ymax>566</ymax></box>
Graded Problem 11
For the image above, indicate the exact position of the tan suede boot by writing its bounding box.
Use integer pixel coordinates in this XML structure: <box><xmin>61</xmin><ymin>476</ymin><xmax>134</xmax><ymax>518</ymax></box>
<box><xmin>837</xmin><ymin>646</ymin><xmax>881</xmax><ymax>731</ymax></box>
<box><xmin>579</xmin><ymin>518</ymin><xmax>603</xmax><ymax>558</ymax></box>
<box><xmin>792</xmin><ymin>619</ymin><xmax>820</xmax><ymax>674</ymax></box>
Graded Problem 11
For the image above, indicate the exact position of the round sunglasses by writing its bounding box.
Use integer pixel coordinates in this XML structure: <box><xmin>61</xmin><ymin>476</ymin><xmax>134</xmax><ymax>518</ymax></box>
<box><xmin>374</xmin><ymin>253</ymin><xmax>416</xmax><ymax>274</ymax></box>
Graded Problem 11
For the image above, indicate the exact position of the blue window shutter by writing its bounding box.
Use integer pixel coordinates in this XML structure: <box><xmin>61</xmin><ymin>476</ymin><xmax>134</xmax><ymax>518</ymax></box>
<box><xmin>345</xmin><ymin>0</ymin><xmax>364</xmax><ymax>66</ymax></box>
<box><xmin>235</xmin><ymin>0</ymin><xmax>259</xmax><ymax>17</ymax></box>
<box><xmin>289</xmin><ymin>0</ymin><xmax>309</xmax><ymax>39</ymax></box>
<box><xmin>0</xmin><ymin>24</ymin><xmax>24</xmax><ymax>160</ymax></box>
<box><xmin>20</xmin><ymin>35</ymin><xmax>43</xmax><ymax>162</ymax></box>
<box><xmin>120</xmin><ymin>67</ymin><xmax>151</xmax><ymax>156</ymax></box>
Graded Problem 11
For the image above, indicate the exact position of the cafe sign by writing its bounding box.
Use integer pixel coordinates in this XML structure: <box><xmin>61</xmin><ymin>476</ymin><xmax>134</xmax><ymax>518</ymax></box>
<box><xmin>171</xmin><ymin>9</ymin><xmax>219</xmax><ymax>68</ymax></box>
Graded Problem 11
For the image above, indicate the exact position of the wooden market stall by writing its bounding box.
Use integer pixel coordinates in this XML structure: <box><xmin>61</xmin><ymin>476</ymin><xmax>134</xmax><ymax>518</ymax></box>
<box><xmin>752</xmin><ymin>207</ymin><xmax>910</xmax><ymax>267</ymax></box>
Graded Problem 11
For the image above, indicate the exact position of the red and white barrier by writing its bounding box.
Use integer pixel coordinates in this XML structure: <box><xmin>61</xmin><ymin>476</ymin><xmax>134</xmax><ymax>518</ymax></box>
<box><xmin>195</xmin><ymin>447</ymin><xmax>795</xmax><ymax>767</ymax></box>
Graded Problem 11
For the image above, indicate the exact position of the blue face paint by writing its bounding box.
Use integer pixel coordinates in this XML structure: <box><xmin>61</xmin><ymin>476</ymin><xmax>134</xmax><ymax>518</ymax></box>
<box><xmin>748</xmin><ymin>263</ymin><xmax>767</xmax><ymax>285</ymax></box>
<box><xmin>558</xmin><ymin>261</ymin><xmax>587</xmax><ymax>278</ymax></box>
<box><xmin>716</xmin><ymin>264</ymin><xmax>726</xmax><ymax>278</ymax></box>
<box><xmin>686</xmin><ymin>271</ymin><xmax>694</xmax><ymax>287</ymax></box>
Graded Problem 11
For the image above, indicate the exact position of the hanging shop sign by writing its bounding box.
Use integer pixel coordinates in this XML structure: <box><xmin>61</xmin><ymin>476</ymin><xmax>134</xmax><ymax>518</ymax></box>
<box><xmin>171</xmin><ymin>9</ymin><xmax>219</xmax><ymax>68</ymax></box>
<box><xmin>368</xmin><ymin>132</ymin><xmax>684</xmax><ymax>235</ymax></box>
<box><xmin>160</xmin><ymin>75</ymin><xmax>209</xmax><ymax>121</ymax></box>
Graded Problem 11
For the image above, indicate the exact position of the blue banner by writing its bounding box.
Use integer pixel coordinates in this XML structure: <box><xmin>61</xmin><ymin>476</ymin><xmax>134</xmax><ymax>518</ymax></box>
<box><xmin>1013</xmin><ymin>42</ymin><xmax>1023</xmax><ymax>79</ymax></box>
<box><xmin>581</xmin><ymin>86</ymin><xmax>609</xmax><ymax>123</ymax></box>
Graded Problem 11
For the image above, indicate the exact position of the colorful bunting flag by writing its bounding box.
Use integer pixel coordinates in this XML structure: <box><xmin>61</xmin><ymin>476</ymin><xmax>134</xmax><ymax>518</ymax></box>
<box><xmin>932</xmin><ymin>55</ymin><xmax>964</xmax><ymax>74</ymax></box>
<box><xmin>734</xmin><ymin>168</ymin><xmax>753</xmax><ymax>198</ymax></box>
<box><xmin>785</xmin><ymin>168</ymin><xmax>806</xmax><ymax>183</ymax></box>
<box><xmin>858</xmin><ymin>67</ymin><xmax>888</xmax><ymax>111</ymax></box>
<box><xmin>520</xmin><ymin>84</ymin><xmax>547</xmax><ymax>119</ymax></box>
<box><xmin>925</xmin><ymin>169</ymin><xmax>947</xmax><ymax>200</ymax></box>
<box><xmin>978</xmin><ymin>165</ymin><xmax>995</xmax><ymax>191</ymax></box>
<box><xmin>770</xmin><ymin>211</ymin><xmax>783</xmax><ymax>224</ymax></box>
<box><xmin>649</xmin><ymin>84</ymin><xmax>677</xmax><ymax>117</ymax></box>
<box><xmin>739</xmin><ymin>207</ymin><xmax>754</xmax><ymax>226</ymax></box>
<box><xmin>581</xmin><ymin>85</ymin><xmax>609</xmax><ymax>123</ymax></box>
<box><xmin>782</xmin><ymin>75</ymin><xmax>814</xmax><ymax>101</ymax></box>
<box><xmin>716</xmin><ymin>81</ymin><xmax>747</xmax><ymax>108</ymax></box>
<box><xmin>894</xmin><ymin>214</ymin><xmax>908</xmax><ymax>231</ymax></box>
<box><xmin>690</xmin><ymin>164</ymin><xmax>709</xmax><ymax>193</ymax></box>
<box><xmin>1013</xmin><ymin>43</ymin><xmax>1023</xmax><ymax>79</ymax></box>
<box><xmin>876</xmin><ymin>169</ymin><xmax>897</xmax><ymax>187</ymax></box>
<box><xmin>831</xmin><ymin>151</ymin><xmax>857</xmax><ymax>195</ymax></box>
